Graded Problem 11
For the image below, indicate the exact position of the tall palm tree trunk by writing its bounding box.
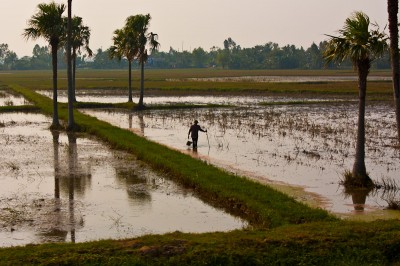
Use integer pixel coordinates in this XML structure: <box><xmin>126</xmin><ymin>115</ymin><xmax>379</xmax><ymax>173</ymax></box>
<box><xmin>138</xmin><ymin>60</ymin><xmax>145</xmax><ymax>109</ymax></box>
<box><xmin>352</xmin><ymin>62</ymin><xmax>369</xmax><ymax>180</ymax></box>
<box><xmin>51</xmin><ymin>44</ymin><xmax>60</xmax><ymax>128</ymax></box>
<box><xmin>388</xmin><ymin>0</ymin><xmax>400</xmax><ymax>143</ymax></box>
<box><xmin>128</xmin><ymin>60</ymin><xmax>133</xmax><ymax>102</ymax></box>
<box><xmin>72</xmin><ymin>49</ymin><xmax>77</xmax><ymax>102</ymax></box>
<box><xmin>66</xmin><ymin>0</ymin><xmax>75</xmax><ymax>130</ymax></box>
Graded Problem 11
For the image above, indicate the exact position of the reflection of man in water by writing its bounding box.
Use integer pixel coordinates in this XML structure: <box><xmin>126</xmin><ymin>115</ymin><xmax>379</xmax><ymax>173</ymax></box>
<box><xmin>188</xmin><ymin>120</ymin><xmax>207</xmax><ymax>149</ymax></box>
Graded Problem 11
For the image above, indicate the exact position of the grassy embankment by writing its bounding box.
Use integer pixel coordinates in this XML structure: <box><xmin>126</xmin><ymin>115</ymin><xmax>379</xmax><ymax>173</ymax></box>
<box><xmin>0</xmin><ymin>69</ymin><xmax>399</xmax><ymax>264</ymax></box>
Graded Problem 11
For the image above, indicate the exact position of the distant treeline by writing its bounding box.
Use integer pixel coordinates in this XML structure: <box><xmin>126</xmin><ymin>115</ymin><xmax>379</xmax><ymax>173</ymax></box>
<box><xmin>0</xmin><ymin>38</ymin><xmax>391</xmax><ymax>71</ymax></box>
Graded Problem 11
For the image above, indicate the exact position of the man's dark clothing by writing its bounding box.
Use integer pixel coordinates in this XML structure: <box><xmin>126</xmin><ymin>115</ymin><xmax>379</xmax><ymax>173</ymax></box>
<box><xmin>188</xmin><ymin>124</ymin><xmax>206</xmax><ymax>148</ymax></box>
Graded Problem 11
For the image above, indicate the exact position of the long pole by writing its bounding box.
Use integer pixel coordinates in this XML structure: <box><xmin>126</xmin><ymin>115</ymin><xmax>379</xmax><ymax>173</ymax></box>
<box><xmin>67</xmin><ymin>0</ymin><xmax>74</xmax><ymax>130</ymax></box>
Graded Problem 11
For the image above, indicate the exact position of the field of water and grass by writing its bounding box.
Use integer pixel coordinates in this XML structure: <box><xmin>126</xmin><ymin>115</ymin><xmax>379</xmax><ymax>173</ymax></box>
<box><xmin>0</xmin><ymin>69</ymin><xmax>399</xmax><ymax>265</ymax></box>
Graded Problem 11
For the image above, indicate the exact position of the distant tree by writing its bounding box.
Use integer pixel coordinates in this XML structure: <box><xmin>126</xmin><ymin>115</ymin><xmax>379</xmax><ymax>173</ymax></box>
<box><xmin>216</xmin><ymin>49</ymin><xmax>229</xmax><ymax>69</ymax></box>
<box><xmin>15</xmin><ymin>56</ymin><xmax>31</xmax><ymax>70</ymax></box>
<box><xmin>305</xmin><ymin>43</ymin><xmax>323</xmax><ymax>69</ymax></box>
<box><xmin>323</xmin><ymin>11</ymin><xmax>388</xmax><ymax>185</ymax></box>
<box><xmin>0</xmin><ymin>44</ymin><xmax>18</xmax><ymax>70</ymax></box>
<box><xmin>387</xmin><ymin>0</ymin><xmax>400</xmax><ymax>142</ymax></box>
<box><xmin>192</xmin><ymin>47</ymin><xmax>208</xmax><ymax>68</ymax></box>
<box><xmin>222</xmin><ymin>37</ymin><xmax>241</xmax><ymax>69</ymax></box>
<box><xmin>31</xmin><ymin>44</ymin><xmax>51</xmax><ymax>69</ymax></box>
<box><xmin>91</xmin><ymin>48</ymin><xmax>125</xmax><ymax>69</ymax></box>
<box><xmin>3</xmin><ymin>51</ymin><xmax>17</xmax><ymax>70</ymax></box>
<box><xmin>280</xmin><ymin>45</ymin><xmax>302</xmax><ymax>69</ymax></box>
<box><xmin>0</xmin><ymin>44</ymin><xmax>7</xmax><ymax>65</ymax></box>
<box><xmin>223</xmin><ymin>37</ymin><xmax>237</xmax><ymax>51</ymax></box>
<box><xmin>23</xmin><ymin>1</ymin><xmax>66</xmax><ymax>129</ymax></box>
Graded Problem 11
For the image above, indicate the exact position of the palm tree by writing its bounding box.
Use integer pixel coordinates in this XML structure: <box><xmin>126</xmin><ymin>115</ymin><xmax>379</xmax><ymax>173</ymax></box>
<box><xmin>387</xmin><ymin>0</ymin><xmax>400</xmax><ymax>142</ymax></box>
<box><xmin>24</xmin><ymin>1</ymin><xmax>66</xmax><ymax>129</ymax></box>
<box><xmin>69</xmin><ymin>16</ymin><xmax>93</xmax><ymax>102</ymax></box>
<box><xmin>109</xmin><ymin>26</ymin><xmax>137</xmax><ymax>102</ymax></box>
<box><xmin>126</xmin><ymin>14</ymin><xmax>160</xmax><ymax>109</ymax></box>
<box><xmin>323</xmin><ymin>12</ymin><xmax>387</xmax><ymax>185</ymax></box>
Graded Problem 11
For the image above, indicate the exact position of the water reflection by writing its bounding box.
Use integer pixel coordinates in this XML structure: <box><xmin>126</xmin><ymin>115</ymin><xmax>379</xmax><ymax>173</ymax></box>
<box><xmin>67</xmin><ymin>132</ymin><xmax>77</xmax><ymax>243</ymax></box>
<box><xmin>128</xmin><ymin>113</ymin><xmax>145</xmax><ymax>136</ymax></box>
<box><xmin>48</xmin><ymin>131</ymin><xmax>85</xmax><ymax>243</ymax></box>
<box><xmin>343</xmin><ymin>187</ymin><xmax>372</xmax><ymax>212</ymax></box>
<box><xmin>37</xmin><ymin>130</ymin><xmax>68</xmax><ymax>243</ymax></box>
<box><xmin>138</xmin><ymin>113</ymin><xmax>145</xmax><ymax>135</ymax></box>
<box><xmin>351</xmin><ymin>190</ymin><xmax>369</xmax><ymax>212</ymax></box>
<box><xmin>115</xmin><ymin>168</ymin><xmax>152</xmax><ymax>204</ymax></box>
<box><xmin>53</xmin><ymin>130</ymin><xmax>60</xmax><ymax>199</ymax></box>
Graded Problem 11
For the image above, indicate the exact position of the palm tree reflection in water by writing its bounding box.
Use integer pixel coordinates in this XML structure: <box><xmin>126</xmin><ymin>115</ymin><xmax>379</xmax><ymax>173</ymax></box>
<box><xmin>67</xmin><ymin>132</ymin><xmax>77</xmax><ymax>243</ymax></box>
<box><xmin>49</xmin><ymin>131</ymin><xmax>87</xmax><ymax>243</ymax></box>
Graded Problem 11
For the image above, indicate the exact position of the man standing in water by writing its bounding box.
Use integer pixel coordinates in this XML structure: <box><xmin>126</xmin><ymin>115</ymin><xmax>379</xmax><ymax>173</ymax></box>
<box><xmin>188</xmin><ymin>120</ymin><xmax>207</xmax><ymax>149</ymax></box>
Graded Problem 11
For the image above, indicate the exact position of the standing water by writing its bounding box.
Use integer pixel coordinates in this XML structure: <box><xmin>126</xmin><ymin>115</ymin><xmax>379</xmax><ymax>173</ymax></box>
<box><xmin>82</xmin><ymin>101</ymin><xmax>400</xmax><ymax>217</ymax></box>
<box><xmin>0</xmin><ymin>113</ymin><xmax>246</xmax><ymax>247</ymax></box>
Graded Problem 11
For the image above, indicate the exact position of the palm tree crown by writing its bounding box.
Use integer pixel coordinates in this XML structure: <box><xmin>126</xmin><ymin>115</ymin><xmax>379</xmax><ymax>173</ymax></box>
<box><xmin>23</xmin><ymin>1</ymin><xmax>66</xmax><ymax>128</ymax></box>
<box><xmin>323</xmin><ymin>12</ymin><xmax>387</xmax><ymax>67</ymax></box>
<box><xmin>70</xmin><ymin>16</ymin><xmax>93</xmax><ymax>57</ymax></box>
<box><xmin>110</xmin><ymin>27</ymin><xmax>137</xmax><ymax>62</ymax></box>
<box><xmin>23</xmin><ymin>2</ymin><xmax>66</xmax><ymax>47</ymax></box>
<box><xmin>126</xmin><ymin>14</ymin><xmax>160</xmax><ymax>64</ymax></box>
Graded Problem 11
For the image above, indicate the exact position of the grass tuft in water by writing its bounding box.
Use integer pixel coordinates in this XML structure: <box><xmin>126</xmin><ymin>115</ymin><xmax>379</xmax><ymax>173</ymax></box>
<box><xmin>340</xmin><ymin>170</ymin><xmax>375</xmax><ymax>189</ymax></box>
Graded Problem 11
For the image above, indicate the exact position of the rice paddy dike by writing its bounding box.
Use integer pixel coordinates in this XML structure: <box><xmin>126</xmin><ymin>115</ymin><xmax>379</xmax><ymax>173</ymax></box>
<box><xmin>0</xmin><ymin>69</ymin><xmax>399</xmax><ymax>265</ymax></box>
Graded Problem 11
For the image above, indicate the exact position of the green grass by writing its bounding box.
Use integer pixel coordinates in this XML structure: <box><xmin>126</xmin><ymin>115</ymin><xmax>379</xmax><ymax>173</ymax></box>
<box><xmin>1</xmin><ymin>221</ymin><xmax>400</xmax><ymax>265</ymax></box>
<box><xmin>74</xmin><ymin>101</ymin><xmax>136</xmax><ymax>109</ymax></box>
<box><xmin>0</xmin><ymin>105</ymin><xmax>39</xmax><ymax>112</ymax></box>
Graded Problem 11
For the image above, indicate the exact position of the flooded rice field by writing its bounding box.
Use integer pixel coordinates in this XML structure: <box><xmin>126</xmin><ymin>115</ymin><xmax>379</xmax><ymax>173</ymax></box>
<box><xmin>168</xmin><ymin>75</ymin><xmax>391</xmax><ymax>83</ymax></box>
<box><xmin>0</xmin><ymin>90</ymin><xmax>30</xmax><ymax>107</ymax></box>
<box><xmin>2</xmin><ymin>87</ymin><xmax>400</xmax><ymax>247</ymax></box>
<box><xmin>82</xmin><ymin>101</ymin><xmax>400</xmax><ymax>218</ymax></box>
<box><xmin>38</xmin><ymin>89</ymin><xmax>342</xmax><ymax>106</ymax></box>
<box><xmin>0</xmin><ymin>113</ymin><xmax>245</xmax><ymax>247</ymax></box>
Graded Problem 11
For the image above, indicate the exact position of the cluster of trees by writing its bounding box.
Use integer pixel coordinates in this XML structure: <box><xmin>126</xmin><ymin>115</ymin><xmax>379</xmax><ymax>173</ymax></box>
<box><xmin>0</xmin><ymin>38</ymin><xmax>392</xmax><ymax>71</ymax></box>
<box><xmin>19</xmin><ymin>1</ymin><xmax>159</xmax><ymax>128</ymax></box>
<box><xmin>0</xmin><ymin>43</ymin><xmax>90</xmax><ymax>70</ymax></box>
<box><xmin>109</xmin><ymin>14</ymin><xmax>159</xmax><ymax>108</ymax></box>
<box><xmin>21</xmin><ymin>1</ymin><xmax>92</xmax><ymax>129</ymax></box>
<box><xmin>152</xmin><ymin>39</ymin><xmax>391</xmax><ymax>70</ymax></box>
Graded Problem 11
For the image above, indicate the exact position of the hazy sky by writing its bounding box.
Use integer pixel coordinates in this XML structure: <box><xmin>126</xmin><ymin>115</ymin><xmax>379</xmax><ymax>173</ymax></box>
<box><xmin>0</xmin><ymin>0</ymin><xmax>388</xmax><ymax>57</ymax></box>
